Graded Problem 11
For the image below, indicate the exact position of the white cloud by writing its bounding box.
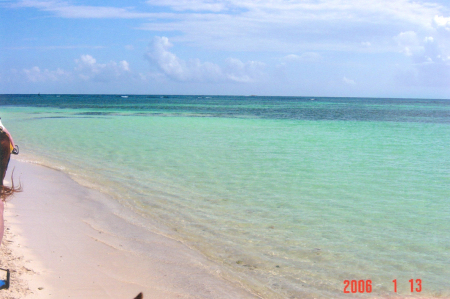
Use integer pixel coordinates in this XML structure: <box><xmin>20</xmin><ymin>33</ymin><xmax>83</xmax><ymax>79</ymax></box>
<box><xmin>145</xmin><ymin>36</ymin><xmax>221</xmax><ymax>81</ymax></box>
<box><xmin>137</xmin><ymin>0</ymin><xmax>448</xmax><ymax>53</ymax></box>
<box><xmin>23</xmin><ymin>66</ymin><xmax>70</xmax><ymax>82</ymax></box>
<box><xmin>146</xmin><ymin>0</ymin><xmax>226</xmax><ymax>12</ymax></box>
<box><xmin>281</xmin><ymin>53</ymin><xmax>321</xmax><ymax>63</ymax></box>
<box><xmin>434</xmin><ymin>15</ymin><xmax>450</xmax><ymax>30</ymax></box>
<box><xmin>282</xmin><ymin>54</ymin><xmax>301</xmax><ymax>62</ymax></box>
<box><xmin>225</xmin><ymin>58</ymin><xmax>266</xmax><ymax>83</ymax></box>
<box><xmin>343</xmin><ymin>76</ymin><xmax>356</xmax><ymax>85</ymax></box>
<box><xmin>394</xmin><ymin>28</ymin><xmax>450</xmax><ymax>87</ymax></box>
<box><xmin>74</xmin><ymin>55</ymin><xmax>131</xmax><ymax>82</ymax></box>
<box><xmin>4</xmin><ymin>45</ymin><xmax>105</xmax><ymax>50</ymax></box>
<box><xmin>144</xmin><ymin>0</ymin><xmax>443</xmax><ymax>24</ymax></box>
<box><xmin>13</xmin><ymin>0</ymin><xmax>158</xmax><ymax>18</ymax></box>
<box><xmin>394</xmin><ymin>31</ymin><xmax>423</xmax><ymax>56</ymax></box>
<box><xmin>12</xmin><ymin>0</ymin><xmax>450</xmax><ymax>54</ymax></box>
<box><xmin>19</xmin><ymin>55</ymin><xmax>132</xmax><ymax>84</ymax></box>
<box><xmin>145</xmin><ymin>36</ymin><xmax>265</xmax><ymax>83</ymax></box>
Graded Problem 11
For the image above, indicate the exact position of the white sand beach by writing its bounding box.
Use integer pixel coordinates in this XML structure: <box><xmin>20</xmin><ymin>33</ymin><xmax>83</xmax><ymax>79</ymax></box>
<box><xmin>0</xmin><ymin>159</ymin><xmax>260</xmax><ymax>299</ymax></box>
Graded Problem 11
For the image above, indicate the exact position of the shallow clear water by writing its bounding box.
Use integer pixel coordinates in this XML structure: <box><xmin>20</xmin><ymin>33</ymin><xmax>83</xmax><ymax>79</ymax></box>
<box><xmin>1</xmin><ymin>95</ymin><xmax>449</xmax><ymax>298</ymax></box>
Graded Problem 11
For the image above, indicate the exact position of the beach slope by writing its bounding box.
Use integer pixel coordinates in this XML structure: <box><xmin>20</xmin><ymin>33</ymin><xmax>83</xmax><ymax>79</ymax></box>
<box><xmin>1</xmin><ymin>159</ymin><xmax>258</xmax><ymax>299</ymax></box>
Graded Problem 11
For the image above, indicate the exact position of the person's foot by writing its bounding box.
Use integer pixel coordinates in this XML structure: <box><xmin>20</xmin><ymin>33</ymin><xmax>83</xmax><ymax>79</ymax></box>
<box><xmin>12</xmin><ymin>145</ymin><xmax>19</xmax><ymax>155</ymax></box>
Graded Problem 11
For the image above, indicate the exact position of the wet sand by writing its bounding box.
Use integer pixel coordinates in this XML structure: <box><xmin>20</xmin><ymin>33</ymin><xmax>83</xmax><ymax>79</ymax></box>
<box><xmin>0</xmin><ymin>159</ymin><xmax>259</xmax><ymax>299</ymax></box>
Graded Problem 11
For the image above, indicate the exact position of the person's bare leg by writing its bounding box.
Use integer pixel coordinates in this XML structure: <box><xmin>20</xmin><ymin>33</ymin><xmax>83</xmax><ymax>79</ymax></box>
<box><xmin>0</xmin><ymin>200</ymin><xmax>4</xmax><ymax>245</ymax></box>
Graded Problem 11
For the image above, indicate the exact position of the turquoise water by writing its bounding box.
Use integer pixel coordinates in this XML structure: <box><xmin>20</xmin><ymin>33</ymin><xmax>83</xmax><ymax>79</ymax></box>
<box><xmin>1</xmin><ymin>95</ymin><xmax>450</xmax><ymax>298</ymax></box>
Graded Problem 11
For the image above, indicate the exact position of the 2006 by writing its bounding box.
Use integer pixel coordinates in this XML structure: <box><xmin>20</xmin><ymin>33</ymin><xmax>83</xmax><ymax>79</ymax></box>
<box><xmin>343</xmin><ymin>280</ymin><xmax>372</xmax><ymax>293</ymax></box>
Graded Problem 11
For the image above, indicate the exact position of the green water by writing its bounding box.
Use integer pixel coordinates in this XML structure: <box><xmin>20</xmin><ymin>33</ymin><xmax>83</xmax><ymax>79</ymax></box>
<box><xmin>1</xmin><ymin>95</ymin><xmax>449</xmax><ymax>298</ymax></box>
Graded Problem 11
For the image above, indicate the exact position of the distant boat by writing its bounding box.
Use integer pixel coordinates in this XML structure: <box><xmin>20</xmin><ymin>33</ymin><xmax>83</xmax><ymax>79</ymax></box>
<box><xmin>121</xmin><ymin>95</ymin><xmax>129</xmax><ymax>98</ymax></box>
<box><xmin>310</xmin><ymin>98</ymin><xmax>315</xmax><ymax>101</ymax></box>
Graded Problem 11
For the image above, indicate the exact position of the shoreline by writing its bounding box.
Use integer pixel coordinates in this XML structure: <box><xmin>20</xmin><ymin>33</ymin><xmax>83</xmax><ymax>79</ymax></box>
<box><xmin>1</xmin><ymin>159</ymin><xmax>260</xmax><ymax>299</ymax></box>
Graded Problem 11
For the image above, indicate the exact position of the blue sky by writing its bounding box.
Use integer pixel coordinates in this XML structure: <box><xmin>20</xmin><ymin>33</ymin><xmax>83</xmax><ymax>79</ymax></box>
<box><xmin>1</xmin><ymin>0</ymin><xmax>450</xmax><ymax>98</ymax></box>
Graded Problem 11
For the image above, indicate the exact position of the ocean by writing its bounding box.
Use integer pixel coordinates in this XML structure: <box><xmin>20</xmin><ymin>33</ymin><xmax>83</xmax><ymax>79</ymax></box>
<box><xmin>1</xmin><ymin>94</ymin><xmax>449</xmax><ymax>298</ymax></box>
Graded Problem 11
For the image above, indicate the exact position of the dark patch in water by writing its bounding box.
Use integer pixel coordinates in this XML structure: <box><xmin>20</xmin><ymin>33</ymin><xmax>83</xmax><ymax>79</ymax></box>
<box><xmin>76</xmin><ymin>112</ymin><xmax>114</xmax><ymax>116</ymax></box>
<box><xmin>33</xmin><ymin>116</ymin><xmax>78</xmax><ymax>119</ymax></box>
<box><xmin>32</xmin><ymin>116</ymin><xmax>106</xmax><ymax>120</ymax></box>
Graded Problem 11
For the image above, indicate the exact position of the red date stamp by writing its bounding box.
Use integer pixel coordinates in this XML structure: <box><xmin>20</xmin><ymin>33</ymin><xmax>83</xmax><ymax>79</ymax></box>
<box><xmin>392</xmin><ymin>279</ymin><xmax>422</xmax><ymax>293</ymax></box>
<box><xmin>343</xmin><ymin>280</ymin><xmax>372</xmax><ymax>293</ymax></box>
<box><xmin>343</xmin><ymin>279</ymin><xmax>422</xmax><ymax>294</ymax></box>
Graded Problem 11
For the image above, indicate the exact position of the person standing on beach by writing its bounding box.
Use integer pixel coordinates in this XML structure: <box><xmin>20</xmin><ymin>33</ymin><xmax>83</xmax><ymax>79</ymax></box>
<box><xmin>0</xmin><ymin>118</ymin><xmax>21</xmax><ymax>245</ymax></box>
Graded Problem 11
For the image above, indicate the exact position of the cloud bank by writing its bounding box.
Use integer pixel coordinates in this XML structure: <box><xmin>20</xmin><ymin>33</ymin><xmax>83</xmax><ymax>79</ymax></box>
<box><xmin>75</xmin><ymin>55</ymin><xmax>130</xmax><ymax>82</ymax></box>
<box><xmin>23</xmin><ymin>66</ymin><xmax>70</xmax><ymax>82</ymax></box>
<box><xmin>13</xmin><ymin>0</ymin><xmax>157</xmax><ymax>18</ymax></box>
<box><xmin>8</xmin><ymin>41</ymin><xmax>267</xmax><ymax>88</ymax></box>
<box><xmin>145</xmin><ymin>36</ymin><xmax>266</xmax><ymax>83</ymax></box>
<box><xmin>14</xmin><ymin>0</ymin><xmax>450</xmax><ymax>53</ymax></box>
<box><xmin>395</xmin><ymin>29</ymin><xmax>450</xmax><ymax>87</ymax></box>
<box><xmin>12</xmin><ymin>55</ymin><xmax>131</xmax><ymax>85</ymax></box>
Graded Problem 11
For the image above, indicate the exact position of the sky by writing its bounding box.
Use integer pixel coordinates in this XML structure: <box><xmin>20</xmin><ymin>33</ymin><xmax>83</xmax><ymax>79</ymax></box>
<box><xmin>1</xmin><ymin>0</ymin><xmax>450</xmax><ymax>98</ymax></box>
